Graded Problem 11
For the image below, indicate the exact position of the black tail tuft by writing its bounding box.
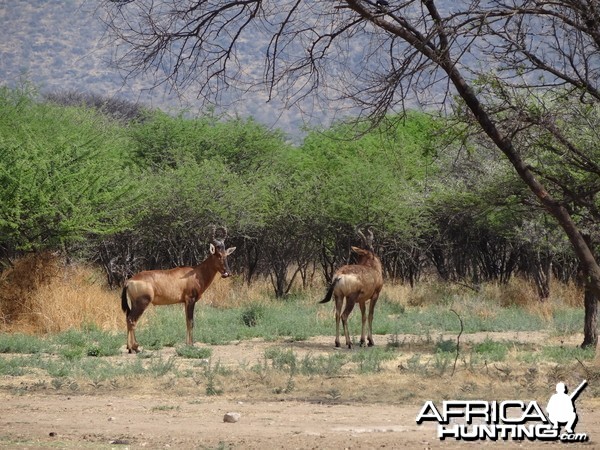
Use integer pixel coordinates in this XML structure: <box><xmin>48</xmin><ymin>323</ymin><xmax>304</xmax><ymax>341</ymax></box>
<box><xmin>121</xmin><ymin>285</ymin><xmax>130</xmax><ymax>314</ymax></box>
<box><xmin>319</xmin><ymin>278</ymin><xmax>340</xmax><ymax>304</ymax></box>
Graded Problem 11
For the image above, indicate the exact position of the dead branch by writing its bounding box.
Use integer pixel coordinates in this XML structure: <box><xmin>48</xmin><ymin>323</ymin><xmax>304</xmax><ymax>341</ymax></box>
<box><xmin>450</xmin><ymin>308</ymin><xmax>463</xmax><ymax>377</ymax></box>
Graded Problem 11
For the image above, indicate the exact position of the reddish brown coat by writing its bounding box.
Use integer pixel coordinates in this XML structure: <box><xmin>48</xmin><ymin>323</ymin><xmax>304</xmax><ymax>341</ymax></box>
<box><xmin>320</xmin><ymin>246</ymin><xmax>383</xmax><ymax>349</ymax></box>
<box><xmin>121</xmin><ymin>241</ymin><xmax>236</xmax><ymax>353</ymax></box>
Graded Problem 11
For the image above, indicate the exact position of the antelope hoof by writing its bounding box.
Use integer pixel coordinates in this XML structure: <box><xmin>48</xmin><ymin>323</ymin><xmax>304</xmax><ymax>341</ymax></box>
<box><xmin>359</xmin><ymin>339</ymin><xmax>366</xmax><ymax>347</ymax></box>
<box><xmin>368</xmin><ymin>341</ymin><xmax>375</xmax><ymax>347</ymax></box>
<box><xmin>335</xmin><ymin>341</ymin><xmax>341</xmax><ymax>348</ymax></box>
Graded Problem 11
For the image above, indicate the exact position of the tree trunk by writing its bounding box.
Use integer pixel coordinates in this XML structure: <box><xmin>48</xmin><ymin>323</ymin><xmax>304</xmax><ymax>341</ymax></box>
<box><xmin>348</xmin><ymin>0</ymin><xmax>600</xmax><ymax>346</ymax></box>
<box><xmin>443</xmin><ymin>65</ymin><xmax>600</xmax><ymax>346</ymax></box>
<box><xmin>532</xmin><ymin>252</ymin><xmax>552</xmax><ymax>301</ymax></box>
<box><xmin>582</xmin><ymin>285</ymin><xmax>598</xmax><ymax>348</ymax></box>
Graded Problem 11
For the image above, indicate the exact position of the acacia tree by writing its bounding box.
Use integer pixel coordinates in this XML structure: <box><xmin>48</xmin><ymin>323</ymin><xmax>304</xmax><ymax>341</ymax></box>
<box><xmin>0</xmin><ymin>87</ymin><xmax>136</xmax><ymax>258</ymax></box>
<box><xmin>101</xmin><ymin>0</ymin><xmax>600</xmax><ymax>346</ymax></box>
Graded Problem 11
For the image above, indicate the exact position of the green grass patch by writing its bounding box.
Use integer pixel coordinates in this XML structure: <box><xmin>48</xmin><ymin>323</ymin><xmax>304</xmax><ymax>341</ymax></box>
<box><xmin>518</xmin><ymin>345</ymin><xmax>595</xmax><ymax>364</ymax></box>
<box><xmin>136</xmin><ymin>296</ymin><xmax>585</xmax><ymax>349</ymax></box>
<box><xmin>0</xmin><ymin>355</ymin><xmax>33</xmax><ymax>376</ymax></box>
<box><xmin>240</xmin><ymin>303</ymin><xmax>266</xmax><ymax>327</ymax></box>
<box><xmin>175</xmin><ymin>345</ymin><xmax>212</xmax><ymax>359</ymax></box>
<box><xmin>152</xmin><ymin>405</ymin><xmax>180</xmax><ymax>412</ymax></box>
<box><xmin>169</xmin><ymin>302</ymin><xmax>331</xmax><ymax>345</ymax></box>
<box><xmin>52</xmin><ymin>328</ymin><xmax>122</xmax><ymax>360</ymax></box>
<box><xmin>0</xmin><ymin>294</ymin><xmax>591</xmax><ymax>387</ymax></box>
<box><xmin>0</xmin><ymin>333</ymin><xmax>48</xmax><ymax>354</ymax></box>
<box><xmin>351</xmin><ymin>347</ymin><xmax>397</xmax><ymax>373</ymax></box>
<box><xmin>264</xmin><ymin>347</ymin><xmax>298</xmax><ymax>372</ymax></box>
<box><xmin>299</xmin><ymin>352</ymin><xmax>348</xmax><ymax>376</ymax></box>
<box><xmin>472</xmin><ymin>338</ymin><xmax>510</xmax><ymax>362</ymax></box>
<box><xmin>434</xmin><ymin>338</ymin><xmax>457</xmax><ymax>353</ymax></box>
<box><xmin>550</xmin><ymin>308</ymin><xmax>586</xmax><ymax>336</ymax></box>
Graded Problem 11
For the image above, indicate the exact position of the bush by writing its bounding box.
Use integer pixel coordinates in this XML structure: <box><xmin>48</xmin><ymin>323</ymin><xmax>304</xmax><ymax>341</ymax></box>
<box><xmin>0</xmin><ymin>87</ymin><xmax>138</xmax><ymax>254</ymax></box>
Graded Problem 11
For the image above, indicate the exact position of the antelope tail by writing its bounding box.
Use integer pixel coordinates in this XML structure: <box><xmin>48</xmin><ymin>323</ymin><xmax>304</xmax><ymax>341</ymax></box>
<box><xmin>121</xmin><ymin>285</ymin><xmax>130</xmax><ymax>314</ymax></box>
<box><xmin>320</xmin><ymin>277</ymin><xmax>340</xmax><ymax>304</ymax></box>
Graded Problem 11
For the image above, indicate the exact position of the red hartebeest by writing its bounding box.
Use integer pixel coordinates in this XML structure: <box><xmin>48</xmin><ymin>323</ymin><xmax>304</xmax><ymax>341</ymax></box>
<box><xmin>121</xmin><ymin>227</ymin><xmax>236</xmax><ymax>353</ymax></box>
<box><xmin>320</xmin><ymin>227</ymin><xmax>383</xmax><ymax>349</ymax></box>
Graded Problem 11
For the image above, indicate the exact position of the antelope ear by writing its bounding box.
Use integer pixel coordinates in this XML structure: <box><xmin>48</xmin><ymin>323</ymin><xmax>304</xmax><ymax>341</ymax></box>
<box><xmin>210</xmin><ymin>243</ymin><xmax>216</xmax><ymax>254</ymax></box>
<box><xmin>351</xmin><ymin>246</ymin><xmax>366</xmax><ymax>255</ymax></box>
<box><xmin>226</xmin><ymin>247</ymin><xmax>237</xmax><ymax>256</ymax></box>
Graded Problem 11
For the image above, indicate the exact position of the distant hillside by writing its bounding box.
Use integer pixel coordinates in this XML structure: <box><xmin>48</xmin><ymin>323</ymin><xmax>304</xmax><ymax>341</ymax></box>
<box><xmin>0</xmin><ymin>0</ymin><xmax>324</xmax><ymax>138</ymax></box>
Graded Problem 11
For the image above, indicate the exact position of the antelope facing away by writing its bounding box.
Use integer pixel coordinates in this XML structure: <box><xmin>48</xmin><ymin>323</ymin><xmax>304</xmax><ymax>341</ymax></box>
<box><xmin>320</xmin><ymin>227</ymin><xmax>383</xmax><ymax>349</ymax></box>
<box><xmin>121</xmin><ymin>227</ymin><xmax>236</xmax><ymax>353</ymax></box>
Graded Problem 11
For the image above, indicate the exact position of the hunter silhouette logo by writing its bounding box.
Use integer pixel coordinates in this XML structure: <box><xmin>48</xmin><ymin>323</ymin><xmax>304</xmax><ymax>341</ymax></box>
<box><xmin>416</xmin><ymin>380</ymin><xmax>588</xmax><ymax>442</ymax></box>
<box><xmin>546</xmin><ymin>380</ymin><xmax>586</xmax><ymax>435</ymax></box>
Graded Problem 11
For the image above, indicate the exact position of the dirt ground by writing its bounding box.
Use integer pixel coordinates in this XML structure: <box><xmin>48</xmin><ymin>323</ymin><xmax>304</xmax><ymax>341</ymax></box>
<box><xmin>1</xmin><ymin>332</ymin><xmax>599</xmax><ymax>449</ymax></box>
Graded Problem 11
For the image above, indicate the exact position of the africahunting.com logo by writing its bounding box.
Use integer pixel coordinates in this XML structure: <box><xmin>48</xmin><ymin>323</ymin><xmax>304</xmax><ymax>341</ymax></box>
<box><xmin>416</xmin><ymin>380</ymin><xmax>588</xmax><ymax>442</ymax></box>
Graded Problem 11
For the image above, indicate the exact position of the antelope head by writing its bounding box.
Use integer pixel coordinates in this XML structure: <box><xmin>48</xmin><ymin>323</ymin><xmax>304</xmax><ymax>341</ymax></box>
<box><xmin>355</xmin><ymin>225</ymin><xmax>375</xmax><ymax>251</ymax></box>
<box><xmin>351</xmin><ymin>245</ymin><xmax>375</xmax><ymax>262</ymax></box>
<box><xmin>209</xmin><ymin>226</ymin><xmax>236</xmax><ymax>278</ymax></box>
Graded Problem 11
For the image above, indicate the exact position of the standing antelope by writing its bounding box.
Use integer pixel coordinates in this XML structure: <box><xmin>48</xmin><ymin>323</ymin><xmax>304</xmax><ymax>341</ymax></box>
<box><xmin>121</xmin><ymin>227</ymin><xmax>236</xmax><ymax>353</ymax></box>
<box><xmin>319</xmin><ymin>227</ymin><xmax>383</xmax><ymax>349</ymax></box>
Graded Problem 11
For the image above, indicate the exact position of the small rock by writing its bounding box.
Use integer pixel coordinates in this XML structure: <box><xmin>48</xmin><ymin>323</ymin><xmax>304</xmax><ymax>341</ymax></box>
<box><xmin>49</xmin><ymin>432</ymin><xmax>57</xmax><ymax>437</ymax></box>
<box><xmin>108</xmin><ymin>416</ymin><xmax>116</xmax><ymax>422</ymax></box>
<box><xmin>223</xmin><ymin>412</ymin><xmax>241</xmax><ymax>423</ymax></box>
<box><xmin>110</xmin><ymin>439</ymin><xmax>130</xmax><ymax>445</ymax></box>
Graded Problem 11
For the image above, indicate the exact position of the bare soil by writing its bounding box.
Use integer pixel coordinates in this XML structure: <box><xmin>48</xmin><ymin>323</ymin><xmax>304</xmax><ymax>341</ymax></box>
<box><xmin>1</xmin><ymin>332</ymin><xmax>599</xmax><ymax>449</ymax></box>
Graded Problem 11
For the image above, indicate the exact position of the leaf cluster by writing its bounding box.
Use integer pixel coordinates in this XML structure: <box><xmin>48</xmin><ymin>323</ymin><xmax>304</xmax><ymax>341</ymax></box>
<box><xmin>0</xmin><ymin>85</ymin><xmax>588</xmax><ymax>293</ymax></box>
<box><xmin>0</xmin><ymin>87</ymin><xmax>138</xmax><ymax>253</ymax></box>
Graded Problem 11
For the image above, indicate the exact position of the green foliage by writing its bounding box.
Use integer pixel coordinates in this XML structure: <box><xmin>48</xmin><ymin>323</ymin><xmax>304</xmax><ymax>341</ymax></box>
<box><xmin>0</xmin><ymin>87</ymin><xmax>138</xmax><ymax>252</ymax></box>
<box><xmin>203</xmin><ymin>359</ymin><xmax>225</xmax><ymax>395</ymax></box>
<box><xmin>350</xmin><ymin>347</ymin><xmax>397</xmax><ymax>373</ymax></box>
<box><xmin>264</xmin><ymin>347</ymin><xmax>350</xmax><ymax>376</ymax></box>
<box><xmin>299</xmin><ymin>352</ymin><xmax>347</xmax><ymax>376</ymax></box>
<box><xmin>130</xmin><ymin>111</ymin><xmax>285</xmax><ymax>173</ymax></box>
<box><xmin>518</xmin><ymin>345</ymin><xmax>595</xmax><ymax>364</ymax></box>
<box><xmin>472</xmin><ymin>338</ymin><xmax>510</xmax><ymax>361</ymax></box>
<box><xmin>241</xmin><ymin>303</ymin><xmax>266</xmax><ymax>327</ymax></box>
<box><xmin>0</xmin><ymin>333</ymin><xmax>47</xmax><ymax>354</ymax></box>
<box><xmin>434</xmin><ymin>338</ymin><xmax>457</xmax><ymax>353</ymax></box>
<box><xmin>52</xmin><ymin>328</ymin><xmax>121</xmax><ymax>358</ymax></box>
<box><xmin>0</xmin><ymin>83</ymin><xmax>591</xmax><ymax>306</ymax></box>
<box><xmin>146</xmin><ymin>355</ymin><xmax>177</xmax><ymax>377</ymax></box>
<box><xmin>297</xmin><ymin>112</ymin><xmax>439</xmax><ymax>236</ymax></box>
<box><xmin>137</xmin><ymin>156</ymin><xmax>267</xmax><ymax>234</ymax></box>
<box><xmin>264</xmin><ymin>347</ymin><xmax>297</xmax><ymax>372</ymax></box>
<box><xmin>175</xmin><ymin>345</ymin><xmax>213</xmax><ymax>359</ymax></box>
<box><xmin>0</xmin><ymin>356</ymin><xmax>30</xmax><ymax>376</ymax></box>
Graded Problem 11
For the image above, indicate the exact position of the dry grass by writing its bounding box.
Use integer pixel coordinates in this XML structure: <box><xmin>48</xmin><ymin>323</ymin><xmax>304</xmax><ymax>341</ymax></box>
<box><xmin>404</xmin><ymin>281</ymin><xmax>466</xmax><ymax>307</ymax></box>
<box><xmin>207</xmin><ymin>273</ymin><xmax>327</xmax><ymax>309</ymax></box>
<box><xmin>481</xmin><ymin>277</ymin><xmax>584</xmax><ymax>322</ymax></box>
<box><xmin>205</xmin><ymin>276</ymin><xmax>275</xmax><ymax>309</ymax></box>
<box><xmin>0</xmin><ymin>252</ymin><xmax>121</xmax><ymax>334</ymax></box>
<box><xmin>401</xmin><ymin>276</ymin><xmax>583</xmax><ymax>314</ymax></box>
<box><xmin>0</xmin><ymin>253</ymin><xmax>586</xmax><ymax>335</ymax></box>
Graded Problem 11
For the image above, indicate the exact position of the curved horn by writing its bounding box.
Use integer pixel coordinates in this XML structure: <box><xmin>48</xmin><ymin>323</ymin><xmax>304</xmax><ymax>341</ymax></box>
<box><xmin>365</xmin><ymin>226</ymin><xmax>375</xmax><ymax>251</ymax></box>
<box><xmin>213</xmin><ymin>225</ymin><xmax>228</xmax><ymax>242</ymax></box>
<box><xmin>356</xmin><ymin>224</ymin><xmax>374</xmax><ymax>251</ymax></box>
<box><xmin>355</xmin><ymin>225</ymin><xmax>367</xmax><ymax>246</ymax></box>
